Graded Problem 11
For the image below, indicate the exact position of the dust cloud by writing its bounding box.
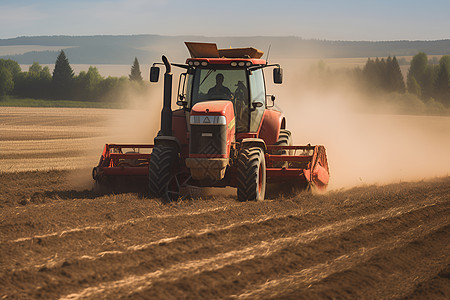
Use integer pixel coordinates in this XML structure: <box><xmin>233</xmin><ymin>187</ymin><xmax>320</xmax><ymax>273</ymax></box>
<box><xmin>71</xmin><ymin>84</ymin><xmax>163</xmax><ymax>190</ymax></box>
<box><xmin>270</xmin><ymin>61</ymin><xmax>450</xmax><ymax>190</ymax></box>
<box><xmin>105</xmin><ymin>85</ymin><xmax>162</xmax><ymax>144</ymax></box>
<box><xmin>88</xmin><ymin>60</ymin><xmax>450</xmax><ymax>191</ymax></box>
<box><xmin>86</xmin><ymin>84</ymin><xmax>163</xmax><ymax>153</ymax></box>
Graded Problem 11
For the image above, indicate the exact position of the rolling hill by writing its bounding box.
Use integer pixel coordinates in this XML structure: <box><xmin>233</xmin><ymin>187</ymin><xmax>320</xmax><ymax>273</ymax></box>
<box><xmin>1</xmin><ymin>35</ymin><xmax>449</xmax><ymax>64</ymax></box>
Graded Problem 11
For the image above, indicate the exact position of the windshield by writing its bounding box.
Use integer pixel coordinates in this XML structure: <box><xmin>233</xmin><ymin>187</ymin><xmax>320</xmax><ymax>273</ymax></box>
<box><xmin>189</xmin><ymin>68</ymin><xmax>248</xmax><ymax>106</ymax></box>
<box><xmin>188</xmin><ymin>68</ymin><xmax>250</xmax><ymax>132</ymax></box>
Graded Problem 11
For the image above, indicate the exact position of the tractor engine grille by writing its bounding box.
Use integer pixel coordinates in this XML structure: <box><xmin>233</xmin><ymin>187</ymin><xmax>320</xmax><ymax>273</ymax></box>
<box><xmin>190</xmin><ymin>125</ymin><xmax>227</xmax><ymax>156</ymax></box>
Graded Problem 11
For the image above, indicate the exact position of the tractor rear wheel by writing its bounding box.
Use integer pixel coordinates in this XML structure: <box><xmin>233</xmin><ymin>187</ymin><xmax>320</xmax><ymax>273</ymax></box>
<box><xmin>94</xmin><ymin>176</ymin><xmax>113</xmax><ymax>194</ymax></box>
<box><xmin>273</xmin><ymin>129</ymin><xmax>292</xmax><ymax>167</ymax></box>
<box><xmin>148</xmin><ymin>145</ymin><xmax>178</xmax><ymax>203</ymax></box>
<box><xmin>274</xmin><ymin>129</ymin><xmax>292</xmax><ymax>154</ymax></box>
<box><xmin>237</xmin><ymin>147</ymin><xmax>266</xmax><ymax>202</ymax></box>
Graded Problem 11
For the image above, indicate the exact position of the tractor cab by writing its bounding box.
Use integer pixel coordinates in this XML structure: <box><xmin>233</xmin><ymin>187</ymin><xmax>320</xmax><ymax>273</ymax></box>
<box><xmin>150</xmin><ymin>42</ymin><xmax>283</xmax><ymax>134</ymax></box>
<box><xmin>180</xmin><ymin>58</ymin><xmax>274</xmax><ymax>133</ymax></box>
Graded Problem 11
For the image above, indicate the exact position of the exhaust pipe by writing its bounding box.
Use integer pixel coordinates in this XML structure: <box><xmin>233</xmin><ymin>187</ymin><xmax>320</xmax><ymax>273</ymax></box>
<box><xmin>160</xmin><ymin>55</ymin><xmax>172</xmax><ymax>136</ymax></box>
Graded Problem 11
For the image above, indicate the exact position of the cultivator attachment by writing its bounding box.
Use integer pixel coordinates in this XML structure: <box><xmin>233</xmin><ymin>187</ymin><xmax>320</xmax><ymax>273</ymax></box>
<box><xmin>266</xmin><ymin>145</ymin><xmax>329</xmax><ymax>190</ymax></box>
<box><xmin>92</xmin><ymin>143</ymin><xmax>329</xmax><ymax>193</ymax></box>
<box><xmin>92</xmin><ymin>144</ymin><xmax>154</xmax><ymax>191</ymax></box>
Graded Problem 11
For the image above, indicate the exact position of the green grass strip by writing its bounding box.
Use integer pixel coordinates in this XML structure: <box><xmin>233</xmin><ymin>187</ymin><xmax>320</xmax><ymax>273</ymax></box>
<box><xmin>0</xmin><ymin>96</ymin><xmax>118</xmax><ymax>109</ymax></box>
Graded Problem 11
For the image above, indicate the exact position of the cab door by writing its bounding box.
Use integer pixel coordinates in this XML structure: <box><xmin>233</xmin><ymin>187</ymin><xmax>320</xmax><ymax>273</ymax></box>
<box><xmin>249</xmin><ymin>69</ymin><xmax>266</xmax><ymax>132</ymax></box>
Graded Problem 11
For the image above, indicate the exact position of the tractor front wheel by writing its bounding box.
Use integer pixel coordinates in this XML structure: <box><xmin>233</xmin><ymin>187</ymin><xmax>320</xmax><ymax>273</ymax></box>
<box><xmin>237</xmin><ymin>147</ymin><xmax>266</xmax><ymax>202</ymax></box>
<box><xmin>148</xmin><ymin>145</ymin><xmax>178</xmax><ymax>203</ymax></box>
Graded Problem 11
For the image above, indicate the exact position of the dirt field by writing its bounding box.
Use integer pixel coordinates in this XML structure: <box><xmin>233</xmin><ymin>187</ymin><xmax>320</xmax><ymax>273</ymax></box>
<box><xmin>0</xmin><ymin>107</ymin><xmax>449</xmax><ymax>299</ymax></box>
<box><xmin>1</xmin><ymin>171</ymin><xmax>448</xmax><ymax>299</ymax></box>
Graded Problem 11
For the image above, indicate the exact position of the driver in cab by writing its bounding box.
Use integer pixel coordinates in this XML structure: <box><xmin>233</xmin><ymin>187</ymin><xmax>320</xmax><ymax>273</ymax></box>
<box><xmin>207</xmin><ymin>73</ymin><xmax>232</xmax><ymax>100</ymax></box>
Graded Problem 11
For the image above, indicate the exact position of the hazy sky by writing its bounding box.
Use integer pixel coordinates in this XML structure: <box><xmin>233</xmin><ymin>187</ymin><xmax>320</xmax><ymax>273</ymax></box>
<box><xmin>0</xmin><ymin>0</ymin><xmax>449</xmax><ymax>40</ymax></box>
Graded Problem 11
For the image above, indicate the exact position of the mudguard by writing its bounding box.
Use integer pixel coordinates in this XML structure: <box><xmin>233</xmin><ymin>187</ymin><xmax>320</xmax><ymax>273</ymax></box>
<box><xmin>154</xmin><ymin>136</ymin><xmax>181</xmax><ymax>152</ymax></box>
<box><xmin>241</xmin><ymin>138</ymin><xmax>266</xmax><ymax>152</ymax></box>
<box><xmin>258</xmin><ymin>109</ymin><xmax>285</xmax><ymax>145</ymax></box>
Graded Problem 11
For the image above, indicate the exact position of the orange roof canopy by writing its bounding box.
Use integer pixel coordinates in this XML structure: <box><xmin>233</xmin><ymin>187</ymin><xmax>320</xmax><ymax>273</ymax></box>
<box><xmin>185</xmin><ymin>42</ymin><xmax>264</xmax><ymax>59</ymax></box>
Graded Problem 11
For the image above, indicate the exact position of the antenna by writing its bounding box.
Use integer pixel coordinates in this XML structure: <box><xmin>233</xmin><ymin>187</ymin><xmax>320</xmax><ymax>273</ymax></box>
<box><xmin>265</xmin><ymin>44</ymin><xmax>271</xmax><ymax>64</ymax></box>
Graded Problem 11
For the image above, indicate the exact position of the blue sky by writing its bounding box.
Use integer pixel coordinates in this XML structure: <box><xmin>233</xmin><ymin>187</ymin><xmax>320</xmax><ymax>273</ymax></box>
<box><xmin>0</xmin><ymin>0</ymin><xmax>449</xmax><ymax>40</ymax></box>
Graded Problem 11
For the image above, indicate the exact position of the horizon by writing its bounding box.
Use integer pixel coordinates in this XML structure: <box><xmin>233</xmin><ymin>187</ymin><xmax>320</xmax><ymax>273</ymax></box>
<box><xmin>1</xmin><ymin>0</ymin><xmax>449</xmax><ymax>41</ymax></box>
<box><xmin>2</xmin><ymin>33</ymin><xmax>450</xmax><ymax>43</ymax></box>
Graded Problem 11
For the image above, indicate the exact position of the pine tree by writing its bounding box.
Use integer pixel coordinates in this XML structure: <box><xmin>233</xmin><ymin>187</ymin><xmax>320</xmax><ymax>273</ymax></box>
<box><xmin>52</xmin><ymin>50</ymin><xmax>74</xmax><ymax>99</ymax></box>
<box><xmin>129</xmin><ymin>57</ymin><xmax>143</xmax><ymax>81</ymax></box>
<box><xmin>409</xmin><ymin>52</ymin><xmax>428</xmax><ymax>83</ymax></box>
<box><xmin>379</xmin><ymin>57</ymin><xmax>392</xmax><ymax>92</ymax></box>
<box><xmin>363</xmin><ymin>58</ymin><xmax>377</xmax><ymax>92</ymax></box>
<box><xmin>439</xmin><ymin>55</ymin><xmax>450</xmax><ymax>74</ymax></box>
<box><xmin>375</xmin><ymin>58</ymin><xmax>383</xmax><ymax>90</ymax></box>
<box><xmin>389</xmin><ymin>56</ymin><xmax>405</xmax><ymax>93</ymax></box>
<box><xmin>434</xmin><ymin>62</ymin><xmax>449</xmax><ymax>106</ymax></box>
<box><xmin>0</xmin><ymin>66</ymin><xmax>14</xmax><ymax>99</ymax></box>
<box><xmin>407</xmin><ymin>52</ymin><xmax>433</xmax><ymax>99</ymax></box>
<box><xmin>407</xmin><ymin>74</ymin><xmax>421</xmax><ymax>97</ymax></box>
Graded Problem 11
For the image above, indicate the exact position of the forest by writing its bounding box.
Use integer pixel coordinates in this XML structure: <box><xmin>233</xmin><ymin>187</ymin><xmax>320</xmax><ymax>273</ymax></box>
<box><xmin>0</xmin><ymin>51</ymin><xmax>149</xmax><ymax>104</ymax></box>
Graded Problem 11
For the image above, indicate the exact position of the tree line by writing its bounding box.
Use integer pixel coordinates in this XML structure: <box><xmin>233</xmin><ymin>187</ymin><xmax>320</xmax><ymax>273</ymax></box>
<box><xmin>406</xmin><ymin>53</ymin><xmax>450</xmax><ymax>103</ymax></box>
<box><xmin>0</xmin><ymin>50</ymin><xmax>146</xmax><ymax>102</ymax></box>
<box><xmin>1</xmin><ymin>50</ymin><xmax>449</xmax><ymax>108</ymax></box>
<box><xmin>359</xmin><ymin>56</ymin><xmax>406</xmax><ymax>94</ymax></box>
<box><xmin>310</xmin><ymin>52</ymin><xmax>449</xmax><ymax>108</ymax></box>
<box><xmin>360</xmin><ymin>53</ymin><xmax>449</xmax><ymax>105</ymax></box>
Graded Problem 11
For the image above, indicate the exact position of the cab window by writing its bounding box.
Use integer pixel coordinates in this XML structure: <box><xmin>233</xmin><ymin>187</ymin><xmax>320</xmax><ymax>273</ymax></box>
<box><xmin>249</xmin><ymin>69</ymin><xmax>266</xmax><ymax>132</ymax></box>
<box><xmin>189</xmin><ymin>68</ymin><xmax>247</xmax><ymax>106</ymax></box>
<box><xmin>188</xmin><ymin>68</ymin><xmax>250</xmax><ymax>132</ymax></box>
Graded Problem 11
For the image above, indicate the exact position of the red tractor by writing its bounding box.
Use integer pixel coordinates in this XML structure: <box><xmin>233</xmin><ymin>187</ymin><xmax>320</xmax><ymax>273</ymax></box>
<box><xmin>93</xmin><ymin>42</ymin><xmax>329</xmax><ymax>202</ymax></box>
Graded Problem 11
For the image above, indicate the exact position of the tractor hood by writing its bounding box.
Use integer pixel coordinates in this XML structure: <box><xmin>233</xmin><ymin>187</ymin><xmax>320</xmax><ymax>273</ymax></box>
<box><xmin>190</xmin><ymin>100</ymin><xmax>235</xmax><ymax>128</ymax></box>
<box><xmin>191</xmin><ymin>100</ymin><xmax>234</xmax><ymax>116</ymax></box>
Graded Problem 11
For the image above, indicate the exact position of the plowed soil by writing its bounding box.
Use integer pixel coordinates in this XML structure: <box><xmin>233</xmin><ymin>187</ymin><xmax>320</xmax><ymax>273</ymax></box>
<box><xmin>0</xmin><ymin>107</ymin><xmax>449</xmax><ymax>299</ymax></box>
<box><xmin>1</xmin><ymin>171</ymin><xmax>449</xmax><ymax>299</ymax></box>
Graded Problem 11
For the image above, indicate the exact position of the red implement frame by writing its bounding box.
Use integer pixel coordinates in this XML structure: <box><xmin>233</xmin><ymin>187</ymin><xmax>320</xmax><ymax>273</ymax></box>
<box><xmin>93</xmin><ymin>143</ymin><xmax>329</xmax><ymax>191</ymax></box>
<box><xmin>92</xmin><ymin>144</ymin><xmax>154</xmax><ymax>179</ymax></box>
<box><xmin>265</xmin><ymin>145</ymin><xmax>329</xmax><ymax>190</ymax></box>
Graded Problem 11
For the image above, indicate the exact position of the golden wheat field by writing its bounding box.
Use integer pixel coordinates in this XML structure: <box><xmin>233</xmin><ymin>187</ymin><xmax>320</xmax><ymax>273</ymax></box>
<box><xmin>0</xmin><ymin>106</ymin><xmax>160</xmax><ymax>173</ymax></box>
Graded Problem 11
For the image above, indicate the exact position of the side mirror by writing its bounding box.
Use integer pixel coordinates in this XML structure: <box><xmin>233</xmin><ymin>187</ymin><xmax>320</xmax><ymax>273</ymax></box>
<box><xmin>266</xmin><ymin>95</ymin><xmax>275</xmax><ymax>107</ymax></box>
<box><xmin>177</xmin><ymin>100</ymin><xmax>188</xmax><ymax>106</ymax></box>
<box><xmin>150</xmin><ymin>66</ymin><xmax>160</xmax><ymax>82</ymax></box>
<box><xmin>273</xmin><ymin>67</ymin><xmax>283</xmax><ymax>84</ymax></box>
<box><xmin>177</xmin><ymin>72</ymin><xmax>188</xmax><ymax>107</ymax></box>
